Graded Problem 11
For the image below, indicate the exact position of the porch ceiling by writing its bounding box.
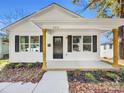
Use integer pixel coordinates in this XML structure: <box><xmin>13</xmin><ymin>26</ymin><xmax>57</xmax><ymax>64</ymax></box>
<box><xmin>32</xmin><ymin>18</ymin><xmax>124</xmax><ymax>32</ymax></box>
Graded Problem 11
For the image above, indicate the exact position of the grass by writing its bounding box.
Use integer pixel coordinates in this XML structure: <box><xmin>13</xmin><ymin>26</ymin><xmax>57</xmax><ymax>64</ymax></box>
<box><xmin>0</xmin><ymin>60</ymin><xmax>9</xmax><ymax>69</ymax></box>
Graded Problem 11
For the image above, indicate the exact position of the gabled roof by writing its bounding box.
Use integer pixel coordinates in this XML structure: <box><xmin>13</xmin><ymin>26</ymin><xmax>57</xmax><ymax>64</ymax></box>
<box><xmin>1</xmin><ymin>3</ymin><xmax>83</xmax><ymax>31</ymax></box>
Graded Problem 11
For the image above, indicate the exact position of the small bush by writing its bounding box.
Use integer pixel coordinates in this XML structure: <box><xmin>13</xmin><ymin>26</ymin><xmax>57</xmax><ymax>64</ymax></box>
<box><xmin>119</xmin><ymin>68</ymin><xmax>124</xmax><ymax>81</ymax></box>
<box><xmin>15</xmin><ymin>63</ymin><xmax>23</xmax><ymax>68</ymax></box>
<box><xmin>27</xmin><ymin>64</ymin><xmax>33</xmax><ymax>68</ymax></box>
<box><xmin>84</xmin><ymin>72</ymin><xmax>96</xmax><ymax>82</ymax></box>
<box><xmin>106</xmin><ymin>72</ymin><xmax>119</xmax><ymax>81</ymax></box>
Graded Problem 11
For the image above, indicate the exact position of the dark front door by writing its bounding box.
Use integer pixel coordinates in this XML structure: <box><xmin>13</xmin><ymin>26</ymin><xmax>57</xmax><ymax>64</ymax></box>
<box><xmin>53</xmin><ymin>36</ymin><xmax>63</xmax><ymax>59</ymax></box>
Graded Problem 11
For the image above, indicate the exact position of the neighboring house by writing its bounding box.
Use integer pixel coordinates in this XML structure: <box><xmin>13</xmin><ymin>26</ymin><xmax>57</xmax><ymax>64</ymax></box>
<box><xmin>100</xmin><ymin>42</ymin><xmax>113</xmax><ymax>59</ymax></box>
<box><xmin>1</xmin><ymin>3</ymin><xmax>124</xmax><ymax>68</ymax></box>
<box><xmin>0</xmin><ymin>32</ymin><xmax>9</xmax><ymax>59</ymax></box>
<box><xmin>100</xmin><ymin>26</ymin><xmax>124</xmax><ymax>59</ymax></box>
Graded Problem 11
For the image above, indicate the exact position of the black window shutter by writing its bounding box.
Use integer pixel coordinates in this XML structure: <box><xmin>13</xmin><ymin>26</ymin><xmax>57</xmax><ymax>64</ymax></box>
<box><xmin>40</xmin><ymin>36</ymin><xmax>43</xmax><ymax>52</ymax></box>
<box><xmin>15</xmin><ymin>35</ymin><xmax>19</xmax><ymax>52</ymax></box>
<box><xmin>68</xmin><ymin>35</ymin><xmax>72</xmax><ymax>52</ymax></box>
<box><xmin>93</xmin><ymin>35</ymin><xmax>97</xmax><ymax>52</ymax></box>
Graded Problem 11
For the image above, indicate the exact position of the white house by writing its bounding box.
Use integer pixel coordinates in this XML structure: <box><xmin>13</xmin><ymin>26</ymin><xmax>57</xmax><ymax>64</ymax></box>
<box><xmin>2</xmin><ymin>3</ymin><xmax>124</xmax><ymax>69</ymax></box>
<box><xmin>100</xmin><ymin>42</ymin><xmax>113</xmax><ymax>59</ymax></box>
<box><xmin>0</xmin><ymin>32</ymin><xmax>9</xmax><ymax>59</ymax></box>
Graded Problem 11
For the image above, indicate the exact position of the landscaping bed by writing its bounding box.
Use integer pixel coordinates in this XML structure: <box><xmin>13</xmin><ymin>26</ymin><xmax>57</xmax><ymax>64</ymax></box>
<box><xmin>0</xmin><ymin>63</ymin><xmax>44</xmax><ymax>83</ymax></box>
<box><xmin>68</xmin><ymin>69</ymin><xmax>124</xmax><ymax>93</ymax></box>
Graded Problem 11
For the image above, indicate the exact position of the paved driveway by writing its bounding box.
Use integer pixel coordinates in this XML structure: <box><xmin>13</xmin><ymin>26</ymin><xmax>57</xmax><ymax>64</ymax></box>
<box><xmin>0</xmin><ymin>71</ymin><xmax>69</xmax><ymax>93</ymax></box>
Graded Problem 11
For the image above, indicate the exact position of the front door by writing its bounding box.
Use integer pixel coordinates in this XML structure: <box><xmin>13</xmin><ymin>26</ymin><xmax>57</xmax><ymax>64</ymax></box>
<box><xmin>53</xmin><ymin>36</ymin><xmax>63</xmax><ymax>59</ymax></box>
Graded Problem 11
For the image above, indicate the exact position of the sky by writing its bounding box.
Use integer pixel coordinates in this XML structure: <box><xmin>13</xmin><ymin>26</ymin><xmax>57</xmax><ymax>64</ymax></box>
<box><xmin>0</xmin><ymin>0</ymin><xmax>109</xmax><ymax>43</ymax></box>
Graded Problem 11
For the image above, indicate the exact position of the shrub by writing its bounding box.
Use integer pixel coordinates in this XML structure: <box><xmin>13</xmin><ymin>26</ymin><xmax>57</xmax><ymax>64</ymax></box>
<box><xmin>15</xmin><ymin>63</ymin><xmax>23</xmax><ymax>68</ymax></box>
<box><xmin>106</xmin><ymin>72</ymin><xmax>119</xmax><ymax>81</ymax></box>
<box><xmin>84</xmin><ymin>72</ymin><xmax>96</xmax><ymax>82</ymax></box>
<box><xmin>27</xmin><ymin>63</ymin><xmax>33</xmax><ymax>68</ymax></box>
<box><xmin>119</xmin><ymin>68</ymin><xmax>124</xmax><ymax>81</ymax></box>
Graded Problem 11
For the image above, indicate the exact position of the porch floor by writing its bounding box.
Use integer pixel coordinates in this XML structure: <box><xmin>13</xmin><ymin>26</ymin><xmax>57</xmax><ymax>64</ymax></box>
<box><xmin>47</xmin><ymin>60</ymin><xmax>113</xmax><ymax>69</ymax></box>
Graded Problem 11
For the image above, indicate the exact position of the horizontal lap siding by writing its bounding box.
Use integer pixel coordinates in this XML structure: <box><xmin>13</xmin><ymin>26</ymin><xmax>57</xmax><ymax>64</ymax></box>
<box><xmin>9</xmin><ymin>22</ymin><xmax>101</xmax><ymax>62</ymax></box>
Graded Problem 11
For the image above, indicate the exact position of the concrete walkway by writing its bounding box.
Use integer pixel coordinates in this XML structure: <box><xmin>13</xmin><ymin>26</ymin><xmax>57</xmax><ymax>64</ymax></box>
<box><xmin>33</xmin><ymin>71</ymin><xmax>69</xmax><ymax>93</ymax></box>
<box><xmin>0</xmin><ymin>71</ymin><xmax>69</xmax><ymax>93</ymax></box>
<box><xmin>0</xmin><ymin>82</ymin><xmax>37</xmax><ymax>93</ymax></box>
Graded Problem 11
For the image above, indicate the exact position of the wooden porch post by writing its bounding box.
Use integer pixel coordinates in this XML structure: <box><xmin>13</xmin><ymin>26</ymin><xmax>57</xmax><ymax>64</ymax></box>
<box><xmin>41</xmin><ymin>28</ymin><xmax>47</xmax><ymax>70</ymax></box>
<box><xmin>112</xmin><ymin>29</ymin><xmax>119</xmax><ymax>67</ymax></box>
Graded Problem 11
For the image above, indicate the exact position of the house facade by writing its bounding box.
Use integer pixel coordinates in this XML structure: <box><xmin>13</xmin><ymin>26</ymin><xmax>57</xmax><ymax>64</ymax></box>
<box><xmin>100</xmin><ymin>43</ymin><xmax>113</xmax><ymax>59</ymax></box>
<box><xmin>0</xmin><ymin>32</ymin><xmax>9</xmax><ymax>59</ymax></box>
<box><xmin>2</xmin><ymin>3</ymin><xmax>124</xmax><ymax>69</ymax></box>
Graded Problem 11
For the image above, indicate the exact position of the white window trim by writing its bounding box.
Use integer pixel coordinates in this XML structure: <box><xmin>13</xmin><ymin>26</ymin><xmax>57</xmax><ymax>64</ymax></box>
<box><xmin>71</xmin><ymin>35</ymin><xmax>93</xmax><ymax>53</ymax></box>
<box><xmin>83</xmin><ymin>35</ymin><xmax>93</xmax><ymax>52</ymax></box>
<box><xmin>19</xmin><ymin>35</ymin><xmax>41</xmax><ymax>53</ymax></box>
<box><xmin>30</xmin><ymin>36</ymin><xmax>40</xmax><ymax>52</ymax></box>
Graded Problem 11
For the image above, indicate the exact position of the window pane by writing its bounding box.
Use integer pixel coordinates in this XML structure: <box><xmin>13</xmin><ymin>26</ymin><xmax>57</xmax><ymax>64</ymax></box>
<box><xmin>20</xmin><ymin>44</ymin><xmax>29</xmax><ymax>52</ymax></box>
<box><xmin>31</xmin><ymin>44</ymin><xmax>40</xmax><ymax>52</ymax></box>
<box><xmin>83</xmin><ymin>36</ymin><xmax>91</xmax><ymax>43</ymax></box>
<box><xmin>30</xmin><ymin>36</ymin><xmax>40</xmax><ymax>52</ymax></box>
<box><xmin>83</xmin><ymin>45</ymin><xmax>91</xmax><ymax>51</ymax></box>
<box><xmin>20</xmin><ymin>36</ymin><xmax>29</xmax><ymax>43</ymax></box>
<box><xmin>73</xmin><ymin>44</ymin><xmax>80</xmax><ymax>52</ymax></box>
<box><xmin>73</xmin><ymin>36</ymin><xmax>81</xmax><ymax>43</ymax></box>
<box><xmin>31</xmin><ymin>36</ymin><xmax>39</xmax><ymax>43</ymax></box>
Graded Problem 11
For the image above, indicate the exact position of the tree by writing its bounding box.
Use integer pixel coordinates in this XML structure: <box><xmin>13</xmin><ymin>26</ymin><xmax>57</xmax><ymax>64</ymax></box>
<box><xmin>0</xmin><ymin>9</ymin><xmax>27</xmax><ymax>43</ymax></box>
<box><xmin>0</xmin><ymin>9</ymin><xmax>27</xmax><ymax>27</ymax></box>
<box><xmin>72</xmin><ymin>0</ymin><xmax>123</xmax><ymax>18</ymax></box>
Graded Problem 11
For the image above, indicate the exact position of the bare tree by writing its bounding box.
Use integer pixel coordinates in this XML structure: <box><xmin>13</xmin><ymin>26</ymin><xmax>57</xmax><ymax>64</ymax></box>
<box><xmin>0</xmin><ymin>9</ymin><xmax>27</xmax><ymax>27</ymax></box>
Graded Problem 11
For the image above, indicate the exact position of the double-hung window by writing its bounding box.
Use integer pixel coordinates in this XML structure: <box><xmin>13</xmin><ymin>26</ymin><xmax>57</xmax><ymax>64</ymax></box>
<box><xmin>20</xmin><ymin>36</ymin><xmax>29</xmax><ymax>52</ymax></box>
<box><xmin>30</xmin><ymin>36</ymin><xmax>40</xmax><ymax>52</ymax></box>
<box><xmin>15</xmin><ymin>35</ymin><xmax>42</xmax><ymax>52</ymax></box>
<box><xmin>83</xmin><ymin>36</ymin><xmax>92</xmax><ymax>52</ymax></box>
<box><xmin>73</xmin><ymin>36</ymin><xmax>81</xmax><ymax>52</ymax></box>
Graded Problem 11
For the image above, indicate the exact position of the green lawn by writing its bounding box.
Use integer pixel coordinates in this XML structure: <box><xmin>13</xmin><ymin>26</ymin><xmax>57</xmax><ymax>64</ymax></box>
<box><xmin>0</xmin><ymin>60</ymin><xmax>9</xmax><ymax>69</ymax></box>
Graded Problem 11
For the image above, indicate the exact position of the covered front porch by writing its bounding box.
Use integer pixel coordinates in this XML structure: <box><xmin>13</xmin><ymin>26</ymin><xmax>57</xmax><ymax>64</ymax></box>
<box><xmin>32</xmin><ymin>18</ymin><xmax>124</xmax><ymax>70</ymax></box>
<box><xmin>47</xmin><ymin>60</ymin><xmax>112</xmax><ymax>69</ymax></box>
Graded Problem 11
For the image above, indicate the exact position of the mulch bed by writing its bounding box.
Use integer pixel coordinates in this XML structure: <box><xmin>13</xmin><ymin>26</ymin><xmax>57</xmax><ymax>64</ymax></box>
<box><xmin>0</xmin><ymin>63</ymin><xmax>44</xmax><ymax>83</ymax></box>
<box><xmin>68</xmin><ymin>70</ymin><xmax>124</xmax><ymax>93</ymax></box>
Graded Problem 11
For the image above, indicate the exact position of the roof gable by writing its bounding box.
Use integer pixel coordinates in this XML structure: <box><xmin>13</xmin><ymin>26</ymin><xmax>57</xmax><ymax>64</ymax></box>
<box><xmin>2</xmin><ymin>3</ymin><xmax>83</xmax><ymax>31</ymax></box>
<box><xmin>31</xmin><ymin>4</ymin><xmax>82</xmax><ymax>20</ymax></box>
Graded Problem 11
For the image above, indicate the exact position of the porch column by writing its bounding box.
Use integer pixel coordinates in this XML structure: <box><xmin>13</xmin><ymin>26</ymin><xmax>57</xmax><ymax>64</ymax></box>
<box><xmin>41</xmin><ymin>28</ymin><xmax>47</xmax><ymax>70</ymax></box>
<box><xmin>112</xmin><ymin>29</ymin><xmax>119</xmax><ymax>67</ymax></box>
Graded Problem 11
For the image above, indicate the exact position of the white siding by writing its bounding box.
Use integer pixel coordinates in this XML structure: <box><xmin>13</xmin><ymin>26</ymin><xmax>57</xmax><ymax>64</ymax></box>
<box><xmin>100</xmin><ymin>44</ymin><xmax>113</xmax><ymax>58</ymax></box>
<box><xmin>9</xmin><ymin>22</ymin><xmax>42</xmax><ymax>63</ymax></box>
<box><xmin>8</xmin><ymin>5</ymin><xmax>101</xmax><ymax>63</ymax></box>
<box><xmin>9</xmin><ymin>25</ymin><xmax>101</xmax><ymax>63</ymax></box>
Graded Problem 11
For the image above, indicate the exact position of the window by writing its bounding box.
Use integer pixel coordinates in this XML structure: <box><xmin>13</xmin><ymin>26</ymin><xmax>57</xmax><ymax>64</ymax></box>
<box><xmin>20</xmin><ymin>36</ymin><xmax>29</xmax><ymax>52</ymax></box>
<box><xmin>83</xmin><ymin>36</ymin><xmax>92</xmax><ymax>52</ymax></box>
<box><xmin>73</xmin><ymin>36</ymin><xmax>81</xmax><ymax>52</ymax></box>
<box><xmin>67</xmin><ymin>35</ymin><xmax>97</xmax><ymax>53</ymax></box>
<box><xmin>30</xmin><ymin>36</ymin><xmax>40</xmax><ymax>52</ymax></box>
<box><xmin>15</xmin><ymin>36</ymin><xmax>42</xmax><ymax>52</ymax></box>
